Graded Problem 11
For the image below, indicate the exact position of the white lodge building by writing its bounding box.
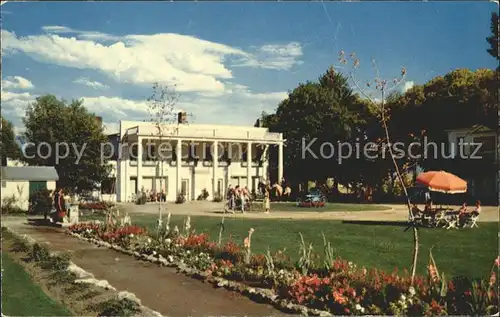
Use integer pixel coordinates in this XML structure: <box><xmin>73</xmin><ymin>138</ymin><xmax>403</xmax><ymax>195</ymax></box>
<box><xmin>113</xmin><ymin>120</ymin><xmax>284</xmax><ymax>202</ymax></box>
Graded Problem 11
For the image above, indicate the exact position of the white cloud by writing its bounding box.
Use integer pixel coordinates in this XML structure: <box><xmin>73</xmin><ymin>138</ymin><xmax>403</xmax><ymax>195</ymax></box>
<box><xmin>73</xmin><ymin>77</ymin><xmax>109</xmax><ymax>90</ymax></box>
<box><xmin>41</xmin><ymin>25</ymin><xmax>120</xmax><ymax>41</ymax></box>
<box><xmin>2</xmin><ymin>27</ymin><xmax>302</xmax><ymax>94</ymax></box>
<box><xmin>401</xmin><ymin>80</ymin><xmax>414</xmax><ymax>93</ymax></box>
<box><xmin>0</xmin><ymin>90</ymin><xmax>36</xmax><ymax>121</ymax></box>
<box><xmin>1</xmin><ymin>76</ymin><xmax>34</xmax><ymax>90</ymax></box>
<box><xmin>234</xmin><ymin>42</ymin><xmax>303</xmax><ymax>70</ymax></box>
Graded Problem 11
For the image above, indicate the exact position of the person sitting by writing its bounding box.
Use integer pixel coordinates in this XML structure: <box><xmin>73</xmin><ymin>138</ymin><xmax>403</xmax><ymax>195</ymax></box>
<box><xmin>458</xmin><ymin>202</ymin><xmax>468</xmax><ymax>227</ymax></box>
<box><xmin>472</xmin><ymin>200</ymin><xmax>481</xmax><ymax>217</ymax></box>
<box><xmin>411</xmin><ymin>203</ymin><xmax>423</xmax><ymax>218</ymax></box>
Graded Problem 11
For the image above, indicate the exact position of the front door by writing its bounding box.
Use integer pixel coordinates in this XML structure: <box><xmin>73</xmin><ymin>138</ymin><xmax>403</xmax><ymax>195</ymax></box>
<box><xmin>29</xmin><ymin>181</ymin><xmax>47</xmax><ymax>197</ymax></box>
<box><xmin>181</xmin><ymin>179</ymin><xmax>189</xmax><ymax>199</ymax></box>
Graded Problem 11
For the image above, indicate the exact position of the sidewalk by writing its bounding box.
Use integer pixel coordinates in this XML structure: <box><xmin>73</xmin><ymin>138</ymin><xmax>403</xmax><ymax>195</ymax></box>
<box><xmin>6</xmin><ymin>221</ymin><xmax>286</xmax><ymax>317</ymax></box>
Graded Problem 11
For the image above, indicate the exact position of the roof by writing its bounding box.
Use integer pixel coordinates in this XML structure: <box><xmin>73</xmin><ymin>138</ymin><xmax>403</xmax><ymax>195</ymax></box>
<box><xmin>444</xmin><ymin>124</ymin><xmax>493</xmax><ymax>133</ymax></box>
<box><xmin>1</xmin><ymin>166</ymin><xmax>59</xmax><ymax>181</ymax></box>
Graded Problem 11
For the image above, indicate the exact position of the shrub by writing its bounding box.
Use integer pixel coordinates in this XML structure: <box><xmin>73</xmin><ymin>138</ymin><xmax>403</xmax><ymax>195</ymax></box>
<box><xmin>213</xmin><ymin>192</ymin><xmax>223</xmax><ymax>202</ymax></box>
<box><xmin>135</xmin><ymin>192</ymin><xmax>147</xmax><ymax>205</ymax></box>
<box><xmin>1</xmin><ymin>195</ymin><xmax>26</xmax><ymax>214</ymax></box>
<box><xmin>29</xmin><ymin>189</ymin><xmax>52</xmax><ymax>216</ymax></box>
<box><xmin>176</xmin><ymin>193</ymin><xmax>186</xmax><ymax>204</ymax></box>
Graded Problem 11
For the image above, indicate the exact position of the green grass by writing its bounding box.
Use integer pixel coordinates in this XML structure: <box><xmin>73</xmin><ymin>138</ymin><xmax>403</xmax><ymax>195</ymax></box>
<box><xmin>113</xmin><ymin>213</ymin><xmax>496</xmax><ymax>280</ymax></box>
<box><xmin>1</xmin><ymin>252</ymin><xmax>72</xmax><ymax>316</ymax></box>
<box><xmin>266</xmin><ymin>202</ymin><xmax>389</xmax><ymax>212</ymax></box>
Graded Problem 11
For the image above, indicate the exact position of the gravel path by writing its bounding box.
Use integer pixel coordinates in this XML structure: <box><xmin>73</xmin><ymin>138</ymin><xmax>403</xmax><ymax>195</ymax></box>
<box><xmin>119</xmin><ymin>201</ymin><xmax>499</xmax><ymax>222</ymax></box>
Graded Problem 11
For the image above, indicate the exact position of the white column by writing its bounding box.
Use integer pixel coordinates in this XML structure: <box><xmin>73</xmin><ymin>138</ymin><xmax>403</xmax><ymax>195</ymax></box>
<box><xmin>212</xmin><ymin>140</ymin><xmax>218</xmax><ymax>198</ymax></box>
<box><xmin>278</xmin><ymin>142</ymin><xmax>283</xmax><ymax>183</ymax></box>
<box><xmin>247</xmin><ymin>142</ymin><xmax>252</xmax><ymax>189</ymax></box>
<box><xmin>118</xmin><ymin>145</ymin><xmax>125</xmax><ymax>202</ymax></box>
<box><xmin>176</xmin><ymin>139</ymin><xmax>182</xmax><ymax>196</ymax></box>
<box><xmin>262</xmin><ymin>144</ymin><xmax>269</xmax><ymax>181</ymax></box>
<box><xmin>124</xmin><ymin>144</ymin><xmax>129</xmax><ymax>201</ymax></box>
<box><xmin>136</xmin><ymin>137</ymin><xmax>143</xmax><ymax>193</ymax></box>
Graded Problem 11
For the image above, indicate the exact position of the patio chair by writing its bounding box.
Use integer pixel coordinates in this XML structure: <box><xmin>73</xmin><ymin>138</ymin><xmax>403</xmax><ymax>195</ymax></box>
<box><xmin>434</xmin><ymin>211</ymin><xmax>448</xmax><ymax>228</ymax></box>
<box><xmin>463</xmin><ymin>213</ymin><xmax>480</xmax><ymax>228</ymax></box>
<box><xmin>445</xmin><ymin>216</ymin><xmax>459</xmax><ymax>230</ymax></box>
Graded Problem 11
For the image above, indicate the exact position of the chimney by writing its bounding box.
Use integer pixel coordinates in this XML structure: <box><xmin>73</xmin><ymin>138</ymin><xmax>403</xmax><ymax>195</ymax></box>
<box><xmin>95</xmin><ymin>116</ymin><xmax>103</xmax><ymax>126</ymax></box>
<box><xmin>177</xmin><ymin>112</ymin><xmax>187</xmax><ymax>124</ymax></box>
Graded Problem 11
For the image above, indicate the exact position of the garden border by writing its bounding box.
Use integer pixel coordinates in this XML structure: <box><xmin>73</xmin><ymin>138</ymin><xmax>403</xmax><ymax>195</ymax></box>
<box><xmin>2</xmin><ymin>226</ymin><xmax>165</xmax><ymax>317</ymax></box>
<box><xmin>67</xmin><ymin>229</ymin><xmax>334</xmax><ymax>317</ymax></box>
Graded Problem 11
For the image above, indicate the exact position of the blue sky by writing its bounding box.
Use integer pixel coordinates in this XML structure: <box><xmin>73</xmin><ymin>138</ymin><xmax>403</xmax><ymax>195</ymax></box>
<box><xmin>1</xmin><ymin>1</ymin><xmax>497</xmax><ymax>133</ymax></box>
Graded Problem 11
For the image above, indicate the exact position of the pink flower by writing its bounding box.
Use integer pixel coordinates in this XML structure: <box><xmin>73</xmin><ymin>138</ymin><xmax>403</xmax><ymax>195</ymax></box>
<box><xmin>495</xmin><ymin>256</ymin><xmax>500</xmax><ymax>267</ymax></box>
<box><xmin>244</xmin><ymin>237</ymin><xmax>250</xmax><ymax>248</ymax></box>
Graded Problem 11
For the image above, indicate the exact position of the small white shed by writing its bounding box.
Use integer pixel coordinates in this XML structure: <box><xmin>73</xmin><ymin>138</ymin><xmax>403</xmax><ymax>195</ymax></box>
<box><xmin>1</xmin><ymin>166</ymin><xmax>59</xmax><ymax>211</ymax></box>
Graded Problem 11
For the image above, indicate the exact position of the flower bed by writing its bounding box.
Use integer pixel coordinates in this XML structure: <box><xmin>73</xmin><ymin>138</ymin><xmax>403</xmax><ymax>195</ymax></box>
<box><xmin>68</xmin><ymin>217</ymin><xmax>499</xmax><ymax>316</ymax></box>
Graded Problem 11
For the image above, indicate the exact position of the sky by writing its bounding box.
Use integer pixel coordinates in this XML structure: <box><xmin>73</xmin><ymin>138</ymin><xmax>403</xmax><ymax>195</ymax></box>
<box><xmin>1</xmin><ymin>1</ymin><xmax>498</xmax><ymax>135</ymax></box>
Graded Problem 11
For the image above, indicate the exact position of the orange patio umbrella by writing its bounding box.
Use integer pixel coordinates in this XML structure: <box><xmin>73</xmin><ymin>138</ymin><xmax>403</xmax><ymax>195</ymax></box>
<box><xmin>416</xmin><ymin>171</ymin><xmax>467</xmax><ymax>194</ymax></box>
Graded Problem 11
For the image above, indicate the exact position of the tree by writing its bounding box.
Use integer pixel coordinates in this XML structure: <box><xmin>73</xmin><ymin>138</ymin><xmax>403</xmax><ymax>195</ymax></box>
<box><xmin>486</xmin><ymin>12</ymin><xmax>499</xmax><ymax>61</ymax></box>
<box><xmin>22</xmin><ymin>95</ymin><xmax>111</xmax><ymax>194</ymax></box>
<box><xmin>1</xmin><ymin>116</ymin><xmax>21</xmax><ymax>164</ymax></box>
<box><xmin>267</xmin><ymin>67</ymin><xmax>364</xmax><ymax>185</ymax></box>
<box><xmin>146</xmin><ymin>83</ymin><xmax>180</xmax><ymax>227</ymax></box>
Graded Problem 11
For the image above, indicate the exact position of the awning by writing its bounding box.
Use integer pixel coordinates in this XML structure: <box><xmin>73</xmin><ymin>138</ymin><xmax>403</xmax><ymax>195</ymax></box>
<box><xmin>1</xmin><ymin>166</ymin><xmax>59</xmax><ymax>181</ymax></box>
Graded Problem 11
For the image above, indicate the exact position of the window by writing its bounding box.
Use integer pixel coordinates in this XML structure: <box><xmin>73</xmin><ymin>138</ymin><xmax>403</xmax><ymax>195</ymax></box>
<box><xmin>217</xmin><ymin>178</ymin><xmax>223</xmax><ymax>195</ymax></box>
<box><xmin>204</xmin><ymin>144</ymin><xmax>213</xmax><ymax>161</ymax></box>
<box><xmin>130</xmin><ymin>144</ymin><xmax>138</xmax><ymax>161</ymax></box>
<box><xmin>455</xmin><ymin>136</ymin><xmax>467</xmax><ymax>156</ymax></box>
<box><xmin>101</xmin><ymin>177</ymin><xmax>116</xmax><ymax>194</ymax></box>
<box><xmin>181</xmin><ymin>179</ymin><xmax>189</xmax><ymax>196</ymax></box>
<box><xmin>145</xmin><ymin>144</ymin><xmax>156</xmax><ymax>161</ymax></box>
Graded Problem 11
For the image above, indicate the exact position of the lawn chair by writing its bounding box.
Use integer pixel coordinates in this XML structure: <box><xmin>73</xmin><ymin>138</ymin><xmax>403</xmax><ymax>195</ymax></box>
<box><xmin>463</xmin><ymin>213</ymin><xmax>480</xmax><ymax>228</ymax></box>
<box><xmin>445</xmin><ymin>217</ymin><xmax>458</xmax><ymax>230</ymax></box>
<box><xmin>434</xmin><ymin>210</ymin><xmax>448</xmax><ymax>228</ymax></box>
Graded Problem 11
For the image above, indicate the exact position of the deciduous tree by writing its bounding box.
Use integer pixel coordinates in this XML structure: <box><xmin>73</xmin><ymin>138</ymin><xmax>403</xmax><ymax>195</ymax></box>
<box><xmin>1</xmin><ymin>116</ymin><xmax>21</xmax><ymax>164</ymax></box>
<box><xmin>22</xmin><ymin>95</ymin><xmax>110</xmax><ymax>194</ymax></box>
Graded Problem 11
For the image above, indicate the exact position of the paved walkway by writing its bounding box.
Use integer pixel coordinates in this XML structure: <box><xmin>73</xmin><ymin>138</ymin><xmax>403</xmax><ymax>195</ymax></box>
<box><xmin>120</xmin><ymin>201</ymin><xmax>499</xmax><ymax>222</ymax></box>
<box><xmin>2</xmin><ymin>218</ymin><xmax>285</xmax><ymax>317</ymax></box>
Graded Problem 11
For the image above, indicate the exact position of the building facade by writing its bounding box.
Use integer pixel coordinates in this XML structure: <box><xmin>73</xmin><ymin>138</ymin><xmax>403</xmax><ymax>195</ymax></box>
<box><xmin>1</xmin><ymin>158</ymin><xmax>58</xmax><ymax>210</ymax></box>
<box><xmin>446</xmin><ymin>125</ymin><xmax>499</xmax><ymax>203</ymax></box>
<box><xmin>112</xmin><ymin>120</ymin><xmax>284</xmax><ymax>202</ymax></box>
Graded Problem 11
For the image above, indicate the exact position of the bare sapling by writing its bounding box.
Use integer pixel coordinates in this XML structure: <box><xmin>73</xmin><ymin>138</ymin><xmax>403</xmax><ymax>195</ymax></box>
<box><xmin>147</xmin><ymin>82</ymin><xmax>180</xmax><ymax>231</ymax></box>
<box><xmin>339</xmin><ymin>51</ymin><xmax>419</xmax><ymax>284</ymax></box>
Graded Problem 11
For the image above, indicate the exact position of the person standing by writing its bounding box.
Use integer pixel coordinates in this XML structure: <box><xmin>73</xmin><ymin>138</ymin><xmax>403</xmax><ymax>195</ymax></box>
<box><xmin>263</xmin><ymin>187</ymin><xmax>270</xmax><ymax>214</ymax></box>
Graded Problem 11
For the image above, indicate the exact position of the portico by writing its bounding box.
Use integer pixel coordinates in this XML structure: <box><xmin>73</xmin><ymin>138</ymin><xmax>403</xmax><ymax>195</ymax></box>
<box><xmin>116</xmin><ymin>121</ymin><xmax>284</xmax><ymax>202</ymax></box>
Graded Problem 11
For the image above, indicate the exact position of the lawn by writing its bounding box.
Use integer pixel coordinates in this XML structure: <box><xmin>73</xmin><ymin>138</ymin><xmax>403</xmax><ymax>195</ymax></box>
<box><xmin>264</xmin><ymin>202</ymin><xmax>389</xmax><ymax>212</ymax></box>
<box><xmin>94</xmin><ymin>213</ymin><xmax>497</xmax><ymax>280</ymax></box>
<box><xmin>1</xmin><ymin>252</ymin><xmax>72</xmax><ymax>316</ymax></box>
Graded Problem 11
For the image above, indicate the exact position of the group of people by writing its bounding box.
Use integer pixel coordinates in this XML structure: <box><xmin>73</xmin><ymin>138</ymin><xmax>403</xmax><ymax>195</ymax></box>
<box><xmin>411</xmin><ymin>191</ymin><xmax>482</xmax><ymax>228</ymax></box>
<box><xmin>225</xmin><ymin>180</ymin><xmax>272</xmax><ymax>214</ymax></box>
<box><xmin>48</xmin><ymin>188</ymin><xmax>69</xmax><ymax>222</ymax></box>
<box><xmin>457</xmin><ymin>200</ymin><xmax>481</xmax><ymax>227</ymax></box>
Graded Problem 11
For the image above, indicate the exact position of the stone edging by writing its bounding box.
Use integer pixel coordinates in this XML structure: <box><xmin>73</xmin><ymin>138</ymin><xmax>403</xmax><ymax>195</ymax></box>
<box><xmin>3</xmin><ymin>227</ymin><xmax>163</xmax><ymax>317</ymax></box>
<box><xmin>68</xmin><ymin>231</ymin><xmax>333</xmax><ymax>317</ymax></box>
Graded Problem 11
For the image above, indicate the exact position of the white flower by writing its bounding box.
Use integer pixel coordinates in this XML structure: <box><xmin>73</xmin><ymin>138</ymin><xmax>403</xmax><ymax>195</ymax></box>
<box><xmin>167</xmin><ymin>255</ymin><xmax>174</xmax><ymax>262</ymax></box>
<box><xmin>186</xmin><ymin>250</ymin><xmax>191</xmax><ymax>255</ymax></box>
<box><xmin>408</xmin><ymin>286</ymin><xmax>416</xmax><ymax>296</ymax></box>
<box><xmin>199</xmin><ymin>252</ymin><xmax>204</xmax><ymax>256</ymax></box>
<box><xmin>355</xmin><ymin>304</ymin><xmax>362</xmax><ymax>311</ymax></box>
<box><xmin>147</xmin><ymin>238</ymin><xmax>152</xmax><ymax>243</ymax></box>
<box><xmin>129</xmin><ymin>234</ymin><xmax>134</xmax><ymax>238</ymax></box>
<box><xmin>165</xmin><ymin>238</ymin><xmax>171</xmax><ymax>244</ymax></box>
<box><xmin>400</xmin><ymin>294</ymin><xmax>406</xmax><ymax>302</ymax></box>
<box><xmin>152</xmin><ymin>251</ymin><xmax>157</xmax><ymax>255</ymax></box>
